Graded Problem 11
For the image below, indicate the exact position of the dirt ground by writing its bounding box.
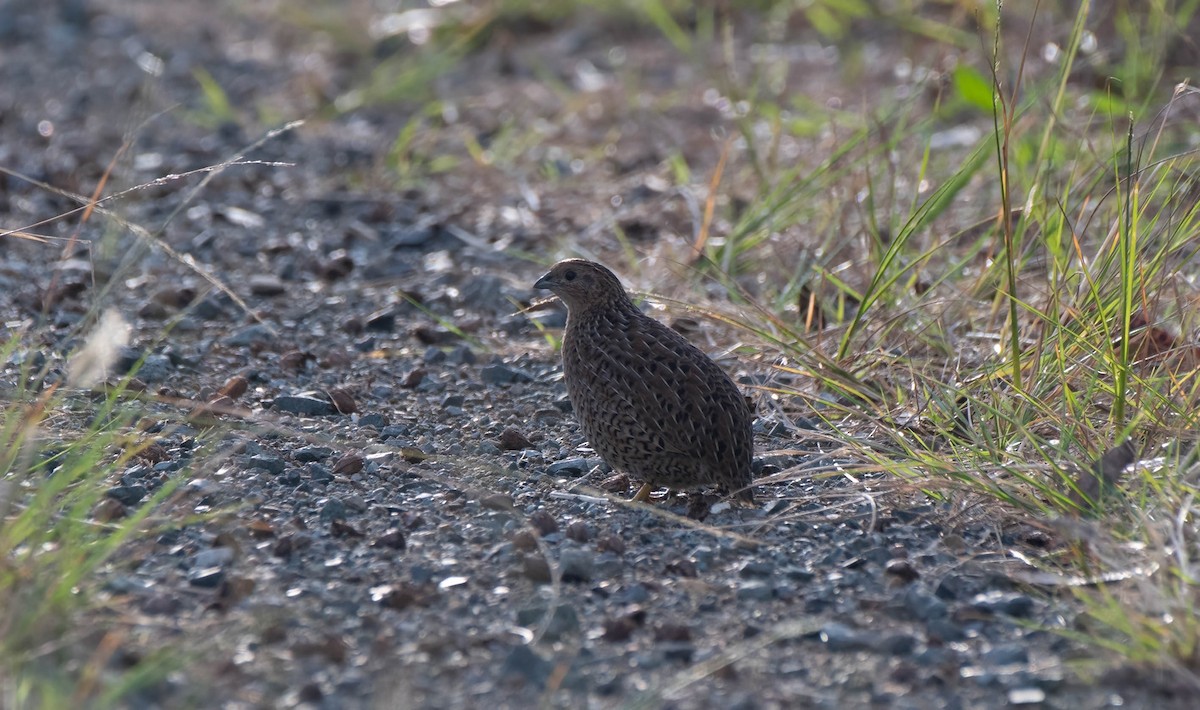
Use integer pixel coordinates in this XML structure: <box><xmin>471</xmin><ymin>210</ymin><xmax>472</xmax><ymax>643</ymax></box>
<box><xmin>1</xmin><ymin>1</ymin><xmax>1196</xmax><ymax>708</ymax></box>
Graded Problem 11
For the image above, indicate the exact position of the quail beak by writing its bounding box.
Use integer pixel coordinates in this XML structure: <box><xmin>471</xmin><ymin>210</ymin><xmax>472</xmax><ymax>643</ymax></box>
<box><xmin>533</xmin><ymin>273</ymin><xmax>555</xmax><ymax>291</ymax></box>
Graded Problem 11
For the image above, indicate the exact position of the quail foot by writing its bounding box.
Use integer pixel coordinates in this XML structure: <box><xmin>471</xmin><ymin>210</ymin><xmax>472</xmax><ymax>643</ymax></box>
<box><xmin>534</xmin><ymin>258</ymin><xmax>755</xmax><ymax>509</ymax></box>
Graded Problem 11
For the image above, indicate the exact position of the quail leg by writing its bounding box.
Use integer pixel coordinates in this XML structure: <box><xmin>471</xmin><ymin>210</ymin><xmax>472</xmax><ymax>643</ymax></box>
<box><xmin>631</xmin><ymin>483</ymin><xmax>654</xmax><ymax>502</ymax></box>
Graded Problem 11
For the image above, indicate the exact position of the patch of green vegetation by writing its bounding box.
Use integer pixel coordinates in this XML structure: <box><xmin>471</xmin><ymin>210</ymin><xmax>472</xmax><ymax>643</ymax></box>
<box><xmin>0</xmin><ymin>320</ymin><xmax>186</xmax><ymax>707</ymax></box>
<box><xmin>188</xmin><ymin>67</ymin><xmax>238</xmax><ymax>129</ymax></box>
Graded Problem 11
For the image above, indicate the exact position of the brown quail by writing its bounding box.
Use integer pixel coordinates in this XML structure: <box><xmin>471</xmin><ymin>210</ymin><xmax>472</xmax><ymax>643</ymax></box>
<box><xmin>534</xmin><ymin>259</ymin><xmax>755</xmax><ymax>505</ymax></box>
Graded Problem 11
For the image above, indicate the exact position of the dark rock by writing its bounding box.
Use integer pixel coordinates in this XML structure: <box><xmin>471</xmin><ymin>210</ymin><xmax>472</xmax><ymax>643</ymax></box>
<box><xmin>876</xmin><ymin>633</ymin><xmax>918</xmax><ymax>655</ymax></box>
<box><xmin>308</xmin><ymin>464</ymin><xmax>334</xmax><ymax>483</ymax></box>
<box><xmin>293</xmin><ymin>447</ymin><xmax>333</xmax><ymax>463</ymax></box>
<box><xmin>364</xmin><ymin>308</ymin><xmax>397</xmax><ymax>332</ymax></box>
<box><xmin>136</xmin><ymin>354</ymin><xmax>174</xmax><ymax>382</ymax></box>
<box><xmin>547</xmin><ymin>457</ymin><xmax>601</xmax><ymax>476</ymax></box>
<box><xmin>480</xmin><ymin>363</ymin><xmax>533</xmax><ymax>385</ymax></box>
<box><xmin>521</xmin><ymin>554</ymin><xmax>551</xmax><ymax>583</ymax></box>
<box><xmin>602</xmin><ymin>616</ymin><xmax>639</xmax><ymax>642</ymax></box>
<box><xmin>735</xmin><ymin>580</ymin><xmax>774</xmax><ymax>601</ymax></box>
<box><xmin>107</xmin><ymin>484</ymin><xmax>147</xmax><ymax>506</ymax></box>
<box><xmin>446</xmin><ymin>344</ymin><xmax>476</xmax><ymax>365</ymax></box>
<box><xmin>500</xmin><ymin>645</ymin><xmax>553</xmax><ymax>688</ymax></box>
<box><xmin>223</xmin><ymin>324</ymin><xmax>276</xmax><ymax>347</ymax></box>
<box><xmin>297</xmin><ymin>682</ymin><xmax>323</xmax><ymax>702</ymax></box>
<box><xmin>192</xmin><ymin>547</ymin><xmax>234</xmax><ymax>568</ymax></box>
<box><xmin>739</xmin><ymin>561</ymin><xmax>774</xmax><ymax>578</ymax></box>
<box><xmin>319</xmin><ymin>497</ymin><xmax>347</xmax><ymax>522</ymax></box>
<box><xmin>481</xmin><ymin>493</ymin><xmax>515</xmax><ymax>511</ymax></box>
<box><xmin>271</xmin><ymin>394</ymin><xmax>336</xmax><ymax>416</ymax></box>
<box><xmin>358</xmin><ymin>413</ymin><xmax>389</xmax><ymax>428</ymax></box>
<box><xmin>820</xmin><ymin>622</ymin><xmax>873</xmax><ymax>652</ymax></box>
<box><xmin>188</xmin><ymin>566</ymin><xmax>225</xmax><ymax>588</ymax></box>
<box><xmin>248</xmin><ymin>454</ymin><xmax>285</xmax><ymax>474</ymax></box>
<box><xmin>596</xmin><ymin>535</ymin><xmax>626</xmax><ymax>555</ymax></box>
<box><xmin>388</xmin><ymin>226</ymin><xmax>436</xmax><ymax>248</ymax></box>
<box><xmin>516</xmin><ymin>604</ymin><xmax>580</xmax><ymax>641</ymax></box>
<box><xmin>374</xmin><ymin>529</ymin><xmax>406</xmax><ymax>550</ymax></box>
<box><xmin>527</xmin><ymin>510</ymin><xmax>558</xmax><ymax>536</ymax></box>
<box><xmin>498</xmin><ymin>427</ymin><xmax>533</xmax><ymax>450</ymax></box>
<box><xmin>903</xmin><ymin>587</ymin><xmax>948</xmax><ymax>620</ymax></box>
<box><xmin>885</xmin><ymin>558</ymin><xmax>920</xmax><ymax>583</ymax></box>
<box><xmin>565</xmin><ymin>521</ymin><xmax>591</xmax><ymax>543</ymax></box>
<box><xmin>689</xmin><ymin>546</ymin><xmax>715</xmax><ymax>570</ymax></box>
<box><xmin>935</xmin><ymin>573</ymin><xmax>974</xmax><ymax>600</ymax></box>
<box><xmin>559</xmin><ymin>547</ymin><xmax>594</xmax><ymax>583</ymax></box>
<box><xmin>971</xmin><ymin>592</ymin><xmax>1035</xmax><ymax>617</ymax></box>
<box><xmin>927</xmin><ymin>618</ymin><xmax>966</xmax><ymax>643</ymax></box>
<box><xmin>983</xmin><ymin>644</ymin><xmax>1029</xmax><ymax>666</ymax></box>
<box><xmin>379</xmin><ymin>425</ymin><xmax>411</xmax><ymax>439</ymax></box>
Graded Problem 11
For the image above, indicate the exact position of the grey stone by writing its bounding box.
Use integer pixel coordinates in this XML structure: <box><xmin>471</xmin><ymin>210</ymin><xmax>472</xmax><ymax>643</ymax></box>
<box><xmin>927</xmin><ymin>618</ymin><xmax>966</xmax><ymax>642</ymax></box>
<box><xmin>379</xmin><ymin>425</ymin><xmax>411</xmax><ymax>439</ymax></box>
<box><xmin>364</xmin><ymin>308</ymin><xmax>397</xmax><ymax>332</ymax></box>
<box><xmin>480</xmin><ymin>363</ymin><xmax>533</xmax><ymax>385</ymax></box>
<box><xmin>319</xmin><ymin>497</ymin><xmax>347</xmax><ymax>522</ymax></box>
<box><xmin>358</xmin><ymin>413</ymin><xmax>389</xmax><ymax>428</ymax></box>
<box><xmin>690</xmin><ymin>545</ymin><xmax>715</xmax><ymax>570</ymax></box>
<box><xmin>223</xmin><ymin>324</ymin><xmax>276</xmax><ymax>347</ymax></box>
<box><xmin>876</xmin><ymin>633</ymin><xmax>918</xmax><ymax>655</ymax></box>
<box><xmin>187</xmin><ymin>566</ymin><xmax>225</xmax><ymax>588</ymax></box>
<box><xmin>904</xmin><ymin>587</ymin><xmax>948</xmax><ymax>620</ymax></box>
<box><xmin>248</xmin><ymin>454</ymin><xmax>285</xmax><ymax>474</ymax></box>
<box><xmin>271</xmin><ymin>394</ymin><xmax>335</xmax><ymax>416</ymax></box>
<box><xmin>500</xmin><ymin>645</ymin><xmax>552</xmax><ymax>687</ymax></box>
<box><xmin>736</xmin><ymin>580</ymin><xmax>774</xmax><ymax>601</ymax></box>
<box><xmin>446</xmin><ymin>345</ymin><xmax>476</xmax><ymax>365</ymax></box>
<box><xmin>136</xmin><ymin>354</ymin><xmax>173</xmax><ymax>382</ymax></box>
<box><xmin>971</xmin><ymin>592</ymin><xmax>1035</xmax><ymax>617</ymax></box>
<box><xmin>516</xmin><ymin>604</ymin><xmax>580</xmax><ymax>641</ymax></box>
<box><xmin>107</xmin><ymin>484</ymin><xmax>147</xmax><ymax>506</ymax></box>
<box><xmin>559</xmin><ymin>547</ymin><xmax>594</xmax><ymax>583</ymax></box>
<box><xmin>546</xmin><ymin>457</ymin><xmax>593</xmax><ymax>476</ymax></box>
<box><xmin>739</xmin><ymin>561</ymin><xmax>774</xmax><ymax>577</ymax></box>
<box><xmin>293</xmin><ymin>447</ymin><xmax>333</xmax><ymax>462</ymax></box>
<box><xmin>983</xmin><ymin>644</ymin><xmax>1029</xmax><ymax>666</ymax></box>
<box><xmin>819</xmin><ymin>622</ymin><xmax>873</xmax><ymax>651</ymax></box>
<box><xmin>192</xmin><ymin>547</ymin><xmax>234</xmax><ymax>569</ymax></box>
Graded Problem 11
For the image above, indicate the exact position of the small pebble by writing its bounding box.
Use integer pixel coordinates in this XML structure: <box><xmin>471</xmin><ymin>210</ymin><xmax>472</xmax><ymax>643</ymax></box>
<box><xmin>527</xmin><ymin>510</ymin><xmax>558</xmax><ymax>536</ymax></box>
<box><xmin>559</xmin><ymin>547</ymin><xmax>594</xmax><ymax>583</ymax></box>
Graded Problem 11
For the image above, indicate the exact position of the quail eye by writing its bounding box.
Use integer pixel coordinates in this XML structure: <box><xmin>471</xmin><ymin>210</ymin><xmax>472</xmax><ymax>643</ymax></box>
<box><xmin>564</xmin><ymin>269</ymin><xmax>577</xmax><ymax>281</ymax></box>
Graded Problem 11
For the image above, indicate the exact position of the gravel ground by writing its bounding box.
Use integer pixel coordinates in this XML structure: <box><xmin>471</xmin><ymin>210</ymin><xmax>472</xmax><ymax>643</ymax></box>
<box><xmin>1</xmin><ymin>2</ymin><xmax>1194</xmax><ymax>708</ymax></box>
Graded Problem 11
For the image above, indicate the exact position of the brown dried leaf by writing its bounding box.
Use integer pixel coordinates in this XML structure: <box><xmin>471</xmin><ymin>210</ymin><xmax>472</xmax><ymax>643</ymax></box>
<box><xmin>327</xmin><ymin>388</ymin><xmax>357</xmax><ymax>414</ymax></box>
<box><xmin>497</xmin><ymin>427</ymin><xmax>532</xmax><ymax>451</ymax></box>
<box><xmin>332</xmin><ymin>452</ymin><xmax>364</xmax><ymax>475</ymax></box>
<box><xmin>247</xmin><ymin>519</ymin><xmax>275</xmax><ymax>538</ymax></box>
<box><xmin>373</xmin><ymin>528</ymin><xmax>406</xmax><ymax>550</ymax></box>
<box><xmin>211</xmin><ymin>576</ymin><xmax>256</xmax><ymax>612</ymax></box>
<box><xmin>279</xmin><ymin>350</ymin><xmax>315</xmax><ymax>371</ymax></box>
<box><xmin>400</xmin><ymin>447</ymin><xmax>428</xmax><ymax>463</ymax></box>
<box><xmin>218</xmin><ymin>375</ymin><xmax>249</xmax><ymax>400</ymax></box>
<box><xmin>330</xmin><ymin>519</ymin><xmax>363</xmax><ymax>537</ymax></box>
